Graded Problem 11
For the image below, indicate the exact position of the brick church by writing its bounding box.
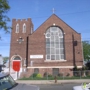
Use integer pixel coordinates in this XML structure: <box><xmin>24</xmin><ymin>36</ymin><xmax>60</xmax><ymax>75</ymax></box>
<box><xmin>9</xmin><ymin>14</ymin><xmax>83</xmax><ymax>79</ymax></box>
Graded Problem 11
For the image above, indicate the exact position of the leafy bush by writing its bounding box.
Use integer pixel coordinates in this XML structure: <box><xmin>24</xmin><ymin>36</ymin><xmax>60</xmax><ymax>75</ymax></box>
<box><xmin>33</xmin><ymin>73</ymin><xmax>38</xmax><ymax>77</ymax></box>
<box><xmin>36</xmin><ymin>73</ymin><xmax>42</xmax><ymax>78</ymax></box>
<box><xmin>73</xmin><ymin>65</ymin><xmax>78</xmax><ymax>71</ymax></box>
<box><xmin>58</xmin><ymin>73</ymin><xmax>63</xmax><ymax>77</ymax></box>
<box><xmin>43</xmin><ymin>72</ymin><xmax>48</xmax><ymax>77</ymax></box>
<box><xmin>66</xmin><ymin>73</ymin><xmax>70</xmax><ymax>77</ymax></box>
<box><xmin>48</xmin><ymin>74</ymin><xmax>52</xmax><ymax>77</ymax></box>
<box><xmin>30</xmin><ymin>73</ymin><xmax>38</xmax><ymax>78</ymax></box>
<box><xmin>82</xmin><ymin>66</ymin><xmax>88</xmax><ymax>70</ymax></box>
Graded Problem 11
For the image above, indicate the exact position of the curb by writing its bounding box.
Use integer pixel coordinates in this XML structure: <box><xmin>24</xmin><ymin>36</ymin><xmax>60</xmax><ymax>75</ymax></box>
<box><xmin>16</xmin><ymin>80</ymin><xmax>90</xmax><ymax>84</ymax></box>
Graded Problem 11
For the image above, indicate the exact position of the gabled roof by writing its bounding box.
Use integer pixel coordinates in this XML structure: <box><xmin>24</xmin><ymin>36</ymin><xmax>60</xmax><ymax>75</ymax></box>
<box><xmin>32</xmin><ymin>14</ymin><xmax>80</xmax><ymax>34</ymax></box>
<box><xmin>51</xmin><ymin>14</ymin><xmax>79</xmax><ymax>33</ymax></box>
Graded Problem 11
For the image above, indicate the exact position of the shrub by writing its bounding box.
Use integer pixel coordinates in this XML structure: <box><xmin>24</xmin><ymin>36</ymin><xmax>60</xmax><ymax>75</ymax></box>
<box><xmin>36</xmin><ymin>73</ymin><xmax>42</xmax><ymax>78</ymax></box>
<box><xmin>66</xmin><ymin>73</ymin><xmax>70</xmax><ymax>77</ymax></box>
<box><xmin>58</xmin><ymin>73</ymin><xmax>63</xmax><ymax>77</ymax></box>
<box><xmin>73</xmin><ymin>65</ymin><xmax>78</xmax><ymax>71</ymax></box>
<box><xmin>48</xmin><ymin>74</ymin><xmax>52</xmax><ymax>77</ymax></box>
<box><xmin>30</xmin><ymin>73</ymin><xmax>38</xmax><ymax>78</ymax></box>
<box><xmin>43</xmin><ymin>72</ymin><xmax>48</xmax><ymax>77</ymax></box>
<box><xmin>82</xmin><ymin>66</ymin><xmax>88</xmax><ymax>71</ymax></box>
<box><xmin>33</xmin><ymin>73</ymin><xmax>37</xmax><ymax>77</ymax></box>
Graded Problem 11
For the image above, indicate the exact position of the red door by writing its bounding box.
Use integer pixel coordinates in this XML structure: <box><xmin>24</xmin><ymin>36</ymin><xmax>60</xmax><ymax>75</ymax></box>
<box><xmin>12</xmin><ymin>60</ymin><xmax>20</xmax><ymax>71</ymax></box>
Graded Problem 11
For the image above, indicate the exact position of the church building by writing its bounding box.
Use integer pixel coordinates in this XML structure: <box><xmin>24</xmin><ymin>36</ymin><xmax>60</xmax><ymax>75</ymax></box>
<box><xmin>9</xmin><ymin>14</ymin><xmax>83</xmax><ymax>79</ymax></box>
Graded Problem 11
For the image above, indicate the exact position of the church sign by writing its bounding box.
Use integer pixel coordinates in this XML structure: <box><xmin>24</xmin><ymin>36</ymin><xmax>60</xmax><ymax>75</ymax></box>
<box><xmin>30</xmin><ymin>55</ymin><xmax>43</xmax><ymax>59</ymax></box>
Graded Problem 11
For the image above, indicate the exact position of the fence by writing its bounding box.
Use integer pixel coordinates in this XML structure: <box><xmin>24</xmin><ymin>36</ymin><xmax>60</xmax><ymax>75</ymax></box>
<box><xmin>20</xmin><ymin>70</ymin><xmax>90</xmax><ymax>80</ymax></box>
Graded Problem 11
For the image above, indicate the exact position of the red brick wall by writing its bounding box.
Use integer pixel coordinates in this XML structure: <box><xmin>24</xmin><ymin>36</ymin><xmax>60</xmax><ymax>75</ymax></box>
<box><xmin>10</xmin><ymin>18</ymin><xmax>33</xmax><ymax>60</ymax></box>
<box><xmin>28</xmin><ymin>14</ymin><xmax>83</xmax><ymax>67</ymax></box>
<box><xmin>10</xmin><ymin>14</ymin><xmax>83</xmax><ymax>78</ymax></box>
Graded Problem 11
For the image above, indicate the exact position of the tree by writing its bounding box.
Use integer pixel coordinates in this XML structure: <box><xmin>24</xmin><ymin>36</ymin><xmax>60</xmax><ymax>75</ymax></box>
<box><xmin>3</xmin><ymin>56</ymin><xmax>9</xmax><ymax>64</ymax></box>
<box><xmin>82</xmin><ymin>41</ymin><xmax>90</xmax><ymax>61</ymax></box>
<box><xmin>0</xmin><ymin>0</ymin><xmax>10</xmax><ymax>32</ymax></box>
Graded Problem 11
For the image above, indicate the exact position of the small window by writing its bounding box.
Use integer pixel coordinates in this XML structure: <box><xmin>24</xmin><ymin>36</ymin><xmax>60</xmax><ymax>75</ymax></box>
<box><xmin>31</xmin><ymin>27</ymin><xmax>33</xmax><ymax>34</ymax></box>
<box><xmin>16</xmin><ymin>24</ymin><xmax>19</xmax><ymax>33</ymax></box>
<box><xmin>14</xmin><ymin>56</ymin><xmax>21</xmax><ymax>60</ymax></box>
<box><xmin>46</xmin><ymin>55</ymin><xmax>50</xmax><ymax>60</ymax></box>
<box><xmin>24</xmin><ymin>58</ymin><xmax>26</xmax><ymax>66</ymax></box>
<box><xmin>34</xmin><ymin>68</ymin><xmax>39</xmax><ymax>74</ymax></box>
<box><xmin>53</xmin><ymin>68</ymin><xmax>59</xmax><ymax>76</ymax></box>
<box><xmin>23</xmin><ymin>23</ymin><xmax>26</xmax><ymax>33</ymax></box>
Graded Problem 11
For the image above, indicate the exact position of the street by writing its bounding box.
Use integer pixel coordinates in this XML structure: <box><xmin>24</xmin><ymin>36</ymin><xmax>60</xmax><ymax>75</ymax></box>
<box><xmin>35</xmin><ymin>83</ymin><xmax>81</xmax><ymax>90</ymax></box>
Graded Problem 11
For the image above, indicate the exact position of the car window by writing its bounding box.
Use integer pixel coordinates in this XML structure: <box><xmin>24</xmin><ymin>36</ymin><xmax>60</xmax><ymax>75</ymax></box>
<box><xmin>0</xmin><ymin>75</ymin><xmax>16</xmax><ymax>90</ymax></box>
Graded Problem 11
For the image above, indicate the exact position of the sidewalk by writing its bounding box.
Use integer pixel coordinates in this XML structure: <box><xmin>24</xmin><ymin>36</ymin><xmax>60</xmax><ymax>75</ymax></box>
<box><xmin>16</xmin><ymin>79</ymin><xmax>90</xmax><ymax>84</ymax></box>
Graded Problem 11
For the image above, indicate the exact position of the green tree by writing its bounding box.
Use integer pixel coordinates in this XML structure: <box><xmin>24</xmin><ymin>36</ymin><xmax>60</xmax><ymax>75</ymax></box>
<box><xmin>3</xmin><ymin>56</ymin><xmax>9</xmax><ymax>64</ymax></box>
<box><xmin>82</xmin><ymin>41</ymin><xmax>90</xmax><ymax>61</ymax></box>
<box><xmin>0</xmin><ymin>0</ymin><xmax>10</xmax><ymax>33</ymax></box>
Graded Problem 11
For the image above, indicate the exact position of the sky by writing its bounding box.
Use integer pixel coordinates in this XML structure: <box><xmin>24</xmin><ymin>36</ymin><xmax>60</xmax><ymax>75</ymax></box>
<box><xmin>0</xmin><ymin>0</ymin><xmax>90</xmax><ymax>57</ymax></box>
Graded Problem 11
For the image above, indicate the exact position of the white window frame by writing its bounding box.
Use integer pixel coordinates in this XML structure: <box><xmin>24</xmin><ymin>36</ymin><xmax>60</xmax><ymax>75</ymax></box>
<box><xmin>46</xmin><ymin>27</ymin><xmax>65</xmax><ymax>61</ymax></box>
<box><xmin>31</xmin><ymin>27</ymin><xmax>33</xmax><ymax>34</ymax></box>
<box><xmin>23</xmin><ymin>23</ymin><xmax>26</xmax><ymax>33</ymax></box>
<box><xmin>16</xmin><ymin>24</ymin><xmax>19</xmax><ymax>33</ymax></box>
<box><xmin>24</xmin><ymin>58</ymin><xmax>26</xmax><ymax>66</ymax></box>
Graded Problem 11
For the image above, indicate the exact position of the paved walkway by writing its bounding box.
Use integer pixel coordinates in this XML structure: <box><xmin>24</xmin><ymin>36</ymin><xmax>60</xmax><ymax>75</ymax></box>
<box><xmin>16</xmin><ymin>79</ymin><xmax>90</xmax><ymax>84</ymax></box>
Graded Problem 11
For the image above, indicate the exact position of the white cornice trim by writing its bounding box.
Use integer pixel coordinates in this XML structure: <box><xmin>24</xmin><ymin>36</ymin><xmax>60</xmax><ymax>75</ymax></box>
<box><xmin>27</xmin><ymin>66</ymin><xmax>82</xmax><ymax>69</ymax></box>
<box><xmin>44</xmin><ymin>60</ymin><xmax>67</xmax><ymax>62</ymax></box>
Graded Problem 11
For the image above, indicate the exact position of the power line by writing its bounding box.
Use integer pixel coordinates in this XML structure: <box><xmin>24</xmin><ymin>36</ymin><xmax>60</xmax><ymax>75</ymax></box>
<box><xmin>0</xmin><ymin>32</ymin><xmax>90</xmax><ymax>37</ymax></box>
<box><xmin>57</xmin><ymin>10</ymin><xmax>90</xmax><ymax>16</ymax></box>
<box><xmin>0</xmin><ymin>40</ymin><xmax>90</xmax><ymax>46</ymax></box>
<box><xmin>29</xmin><ymin>10</ymin><xmax>90</xmax><ymax>19</ymax></box>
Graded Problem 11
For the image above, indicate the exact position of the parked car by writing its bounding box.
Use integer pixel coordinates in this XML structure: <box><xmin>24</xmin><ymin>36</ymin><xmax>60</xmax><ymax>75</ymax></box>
<box><xmin>73</xmin><ymin>83</ymin><xmax>90</xmax><ymax>90</ymax></box>
<box><xmin>0</xmin><ymin>73</ymin><xmax>39</xmax><ymax>90</ymax></box>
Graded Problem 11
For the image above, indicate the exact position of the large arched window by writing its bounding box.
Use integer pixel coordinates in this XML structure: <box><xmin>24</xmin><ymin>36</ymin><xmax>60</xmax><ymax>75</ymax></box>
<box><xmin>46</xmin><ymin>26</ymin><xmax>65</xmax><ymax>60</ymax></box>
<box><xmin>16</xmin><ymin>24</ymin><xmax>19</xmax><ymax>33</ymax></box>
<box><xmin>23</xmin><ymin>23</ymin><xmax>26</xmax><ymax>33</ymax></box>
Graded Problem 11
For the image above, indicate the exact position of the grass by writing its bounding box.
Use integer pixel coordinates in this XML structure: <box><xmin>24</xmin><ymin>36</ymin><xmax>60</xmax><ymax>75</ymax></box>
<box><xmin>19</xmin><ymin>76</ymin><xmax>90</xmax><ymax>80</ymax></box>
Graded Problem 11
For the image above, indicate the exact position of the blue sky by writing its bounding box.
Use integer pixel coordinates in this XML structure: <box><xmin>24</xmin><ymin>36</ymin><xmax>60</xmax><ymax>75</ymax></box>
<box><xmin>0</xmin><ymin>0</ymin><xmax>90</xmax><ymax>57</ymax></box>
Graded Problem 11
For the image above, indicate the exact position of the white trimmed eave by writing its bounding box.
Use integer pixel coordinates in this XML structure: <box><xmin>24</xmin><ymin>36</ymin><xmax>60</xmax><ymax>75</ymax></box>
<box><xmin>27</xmin><ymin>66</ymin><xmax>82</xmax><ymax>69</ymax></box>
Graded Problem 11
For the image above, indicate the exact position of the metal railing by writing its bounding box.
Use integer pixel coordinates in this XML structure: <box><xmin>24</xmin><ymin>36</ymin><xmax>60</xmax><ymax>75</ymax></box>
<box><xmin>20</xmin><ymin>70</ymin><xmax>90</xmax><ymax>80</ymax></box>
